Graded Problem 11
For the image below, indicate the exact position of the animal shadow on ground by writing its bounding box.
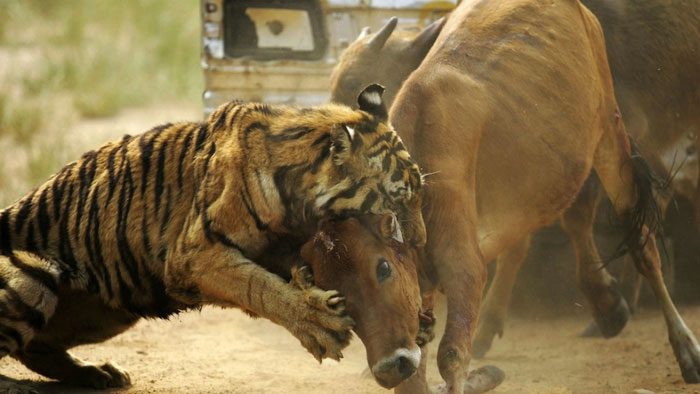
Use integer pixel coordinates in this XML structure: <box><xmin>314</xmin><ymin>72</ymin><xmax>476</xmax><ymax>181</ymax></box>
<box><xmin>0</xmin><ymin>375</ymin><xmax>122</xmax><ymax>394</ymax></box>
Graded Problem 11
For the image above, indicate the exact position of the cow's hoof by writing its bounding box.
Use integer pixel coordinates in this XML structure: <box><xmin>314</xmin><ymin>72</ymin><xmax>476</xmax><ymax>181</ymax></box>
<box><xmin>592</xmin><ymin>295</ymin><xmax>630</xmax><ymax>338</ymax></box>
<box><xmin>464</xmin><ymin>365</ymin><xmax>505</xmax><ymax>394</ymax></box>
<box><xmin>430</xmin><ymin>365</ymin><xmax>505</xmax><ymax>394</ymax></box>
<box><xmin>472</xmin><ymin>314</ymin><xmax>504</xmax><ymax>359</ymax></box>
<box><xmin>669</xmin><ymin>322</ymin><xmax>700</xmax><ymax>383</ymax></box>
<box><xmin>579</xmin><ymin>320</ymin><xmax>603</xmax><ymax>337</ymax></box>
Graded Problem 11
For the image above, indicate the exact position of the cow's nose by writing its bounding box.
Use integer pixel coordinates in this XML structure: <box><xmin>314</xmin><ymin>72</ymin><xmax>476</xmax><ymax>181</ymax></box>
<box><xmin>396</xmin><ymin>355</ymin><xmax>417</xmax><ymax>378</ymax></box>
<box><xmin>371</xmin><ymin>347</ymin><xmax>421</xmax><ymax>388</ymax></box>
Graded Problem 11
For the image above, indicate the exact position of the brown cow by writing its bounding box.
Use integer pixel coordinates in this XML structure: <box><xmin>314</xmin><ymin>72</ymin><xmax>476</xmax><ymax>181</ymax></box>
<box><xmin>295</xmin><ymin>214</ymin><xmax>506</xmax><ymax>392</ymax></box>
<box><xmin>331</xmin><ymin>0</ymin><xmax>700</xmax><ymax>391</ymax></box>
<box><xmin>294</xmin><ymin>214</ymin><xmax>422</xmax><ymax>388</ymax></box>
<box><xmin>332</xmin><ymin>0</ymin><xmax>700</xmax><ymax>358</ymax></box>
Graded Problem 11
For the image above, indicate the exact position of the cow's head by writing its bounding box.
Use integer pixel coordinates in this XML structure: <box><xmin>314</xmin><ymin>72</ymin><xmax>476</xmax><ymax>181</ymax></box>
<box><xmin>301</xmin><ymin>214</ymin><xmax>422</xmax><ymax>388</ymax></box>
<box><xmin>330</xmin><ymin>16</ymin><xmax>446</xmax><ymax>108</ymax></box>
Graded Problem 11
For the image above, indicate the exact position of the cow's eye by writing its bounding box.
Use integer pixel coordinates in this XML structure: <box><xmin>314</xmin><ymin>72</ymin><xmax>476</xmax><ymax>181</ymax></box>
<box><xmin>376</xmin><ymin>258</ymin><xmax>392</xmax><ymax>283</ymax></box>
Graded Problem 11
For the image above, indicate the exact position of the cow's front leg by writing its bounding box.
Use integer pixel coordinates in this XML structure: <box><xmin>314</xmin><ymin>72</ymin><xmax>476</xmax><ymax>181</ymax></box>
<box><xmin>165</xmin><ymin>244</ymin><xmax>354</xmax><ymax>362</ymax></box>
<box><xmin>394</xmin><ymin>289</ymin><xmax>437</xmax><ymax>394</ymax></box>
<box><xmin>425</xmin><ymin>182</ymin><xmax>486</xmax><ymax>394</ymax></box>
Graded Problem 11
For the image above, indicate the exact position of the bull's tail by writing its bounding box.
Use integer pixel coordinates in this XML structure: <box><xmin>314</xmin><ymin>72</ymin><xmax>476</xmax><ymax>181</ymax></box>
<box><xmin>608</xmin><ymin>138</ymin><xmax>669</xmax><ymax>262</ymax></box>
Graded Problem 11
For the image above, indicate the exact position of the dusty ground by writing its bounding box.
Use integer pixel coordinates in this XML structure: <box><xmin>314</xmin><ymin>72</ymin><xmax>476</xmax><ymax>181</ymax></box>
<box><xmin>1</xmin><ymin>103</ymin><xmax>700</xmax><ymax>393</ymax></box>
<box><xmin>1</xmin><ymin>301</ymin><xmax>700</xmax><ymax>394</ymax></box>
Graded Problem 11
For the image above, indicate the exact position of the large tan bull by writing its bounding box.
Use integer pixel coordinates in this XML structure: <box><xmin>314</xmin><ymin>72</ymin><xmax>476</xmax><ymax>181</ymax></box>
<box><xmin>331</xmin><ymin>0</ymin><xmax>700</xmax><ymax>391</ymax></box>
<box><xmin>331</xmin><ymin>0</ymin><xmax>700</xmax><ymax>362</ymax></box>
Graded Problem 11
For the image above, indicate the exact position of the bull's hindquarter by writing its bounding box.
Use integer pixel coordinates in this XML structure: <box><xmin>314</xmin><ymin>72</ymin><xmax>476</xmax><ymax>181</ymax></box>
<box><xmin>390</xmin><ymin>0</ymin><xmax>611</xmax><ymax>389</ymax></box>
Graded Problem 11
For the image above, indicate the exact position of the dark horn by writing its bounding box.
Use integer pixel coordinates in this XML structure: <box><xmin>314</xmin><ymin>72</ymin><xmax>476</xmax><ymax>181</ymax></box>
<box><xmin>368</xmin><ymin>16</ymin><xmax>398</xmax><ymax>51</ymax></box>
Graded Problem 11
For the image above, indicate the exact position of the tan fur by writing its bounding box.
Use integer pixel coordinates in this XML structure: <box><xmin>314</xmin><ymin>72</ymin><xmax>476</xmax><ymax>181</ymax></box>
<box><xmin>332</xmin><ymin>0</ymin><xmax>700</xmax><ymax>390</ymax></box>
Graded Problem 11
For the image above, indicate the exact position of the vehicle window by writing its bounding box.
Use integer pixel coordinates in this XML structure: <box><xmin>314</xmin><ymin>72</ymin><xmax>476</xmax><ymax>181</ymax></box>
<box><xmin>223</xmin><ymin>1</ymin><xmax>326</xmax><ymax>60</ymax></box>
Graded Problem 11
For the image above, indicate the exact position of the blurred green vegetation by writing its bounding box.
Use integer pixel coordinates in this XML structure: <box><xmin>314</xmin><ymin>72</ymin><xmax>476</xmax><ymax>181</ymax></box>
<box><xmin>0</xmin><ymin>0</ymin><xmax>201</xmax><ymax>200</ymax></box>
<box><xmin>1</xmin><ymin>0</ymin><xmax>201</xmax><ymax>119</ymax></box>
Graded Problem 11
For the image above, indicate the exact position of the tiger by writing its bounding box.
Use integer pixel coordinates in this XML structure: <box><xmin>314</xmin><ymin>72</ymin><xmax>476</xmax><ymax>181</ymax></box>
<box><xmin>0</xmin><ymin>84</ymin><xmax>425</xmax><ymax>388</ymax></box>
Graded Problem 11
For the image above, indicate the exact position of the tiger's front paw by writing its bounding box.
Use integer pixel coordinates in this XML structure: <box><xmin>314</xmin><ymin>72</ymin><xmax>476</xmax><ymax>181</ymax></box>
<box><xmin>286</xmin><ymin>271</ymin><xmax>353</xmax><ymax>362</ymax></box>
<box><xmin>302</xmin><ymin>287</ymin><xmax>354</xmax><ymax>361</ymax></box>
<box><xmin>292</xmin><ymin>265</ymin><xmax>346</xmax><ymax>315</ymax></box>
<box><xmin>291</xmin><ymin>265</ymin><xmax>315</xmax><ymax>290</ymax></box>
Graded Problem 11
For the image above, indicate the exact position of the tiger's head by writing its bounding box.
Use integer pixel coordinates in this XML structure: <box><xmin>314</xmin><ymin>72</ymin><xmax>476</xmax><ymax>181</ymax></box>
<box><xmin>316</xmin><ymin>84</ymin><xmax>426</xmax><ymax>247</ymax></box>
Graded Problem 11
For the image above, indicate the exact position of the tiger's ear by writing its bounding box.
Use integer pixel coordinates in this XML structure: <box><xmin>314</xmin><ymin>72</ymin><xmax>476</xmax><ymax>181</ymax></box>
<box><xmin>330</xmin><ymin>124</ymin><xmax>355</xmax><ymax>165</ymax></box>
<box><xmin>357</xmin><ymin>84</ymin><xmax>388</xmax><ymax>121</ymax></box>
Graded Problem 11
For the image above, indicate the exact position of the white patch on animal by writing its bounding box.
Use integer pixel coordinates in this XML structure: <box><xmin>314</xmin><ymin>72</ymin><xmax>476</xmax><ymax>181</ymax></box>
<box><xmin>345</xmin><ymin>125</ymin><xmax>355</xmax><ymax>140</ymax></box>
<box><xmin>369</xmin><ymin>156</ymin><xmax>383</xmax><ymax>171</ymax></box>
<box><xmin>391</xmin><ymin>214</ymin><xmax>404</xmax><ymax>243</ymax></box>
<box><xmin>257</xmin><ymin>171</ymin><xmax>283</xmax><ymax>214</ymax></box>
<box><xmin>386</xmin><ymin>180</ymin><xmax>403</xmax><ymax>196</ymax></box>
<box><xmin>371</xmin><ymin>346</ymin><xmax>421</xmax><ymax>377</ymax></box>
<box><xmin>364</xmin><ymin>91</ymin><xmax>382</xmax><ymax>106</ymax></box>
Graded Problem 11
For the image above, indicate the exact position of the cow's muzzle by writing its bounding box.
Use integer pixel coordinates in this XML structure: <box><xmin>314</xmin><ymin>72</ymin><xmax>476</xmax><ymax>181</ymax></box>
<box><xmin>371</xmin><ymin>346</ymin><xmax>421</xmax><ymax>388</ymax></box>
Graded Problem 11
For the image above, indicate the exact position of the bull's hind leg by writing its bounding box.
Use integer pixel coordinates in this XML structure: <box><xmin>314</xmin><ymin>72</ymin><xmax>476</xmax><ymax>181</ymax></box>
<box><xmin>472</xmin><ymin>235</ymin><xmax>530</xmax><ymax>358</ymax></box>
<box><xmin>14</xmin><ymin>342</ymin><xmax>130</xmax><ymax>389</ymax></box>
<box><xmin>560</xmin><ymin>175</ymin><xmax>630</xmax><ymax>338</ymax></box>
<box><xmin>594</xmin><ymin>112</ymin><xmax>700</xmax><ymax>383</ymax></box>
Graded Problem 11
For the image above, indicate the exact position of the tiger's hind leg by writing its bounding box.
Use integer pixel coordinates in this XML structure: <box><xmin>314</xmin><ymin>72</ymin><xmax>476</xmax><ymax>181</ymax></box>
<box><xmin>0</xmin><ymin>252</ymin><xmax>60</xmax><ymax>359</ymax></box>
<box><xmin>0</xmin><ymin>252</ymin><xmax>134</xmax><ymax>388</ymax></box>
<box><xmin>13</xmin><ymin>342</ymin><xmax>130</xmax><ymax>389</ymax></box>
<box><xmin>15</xmin><ymin>288</ymin><xmax>137</xmax><ymax>389</ymax></box>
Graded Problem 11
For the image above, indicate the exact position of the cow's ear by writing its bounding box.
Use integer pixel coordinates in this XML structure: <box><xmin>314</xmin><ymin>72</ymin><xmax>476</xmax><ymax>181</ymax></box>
<box><xmin>330</xmin><ymin>124</ymin><xmax>355</xmax><ymax>164</ymax></box>
<box><xmin>379</xmin><ymin>213</ymin><xmax>404</xmax><ymax>243</ymax></box>
<box><xmin>408</xmin><ymin>17</ymin><xmax>445</xmax><ymax>59</ymax></box>
<box><xmin>357</xmin><ymin>84</ymin><xmax>387</xmax><ymax>121</ymax></box>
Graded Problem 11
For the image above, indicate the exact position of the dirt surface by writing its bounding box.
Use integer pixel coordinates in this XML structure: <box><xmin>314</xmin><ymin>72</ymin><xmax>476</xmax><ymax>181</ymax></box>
<box><xmin>1</xmin><ymin>301</ymin><xmax>700</xmax><ymax>394</ymax></box>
